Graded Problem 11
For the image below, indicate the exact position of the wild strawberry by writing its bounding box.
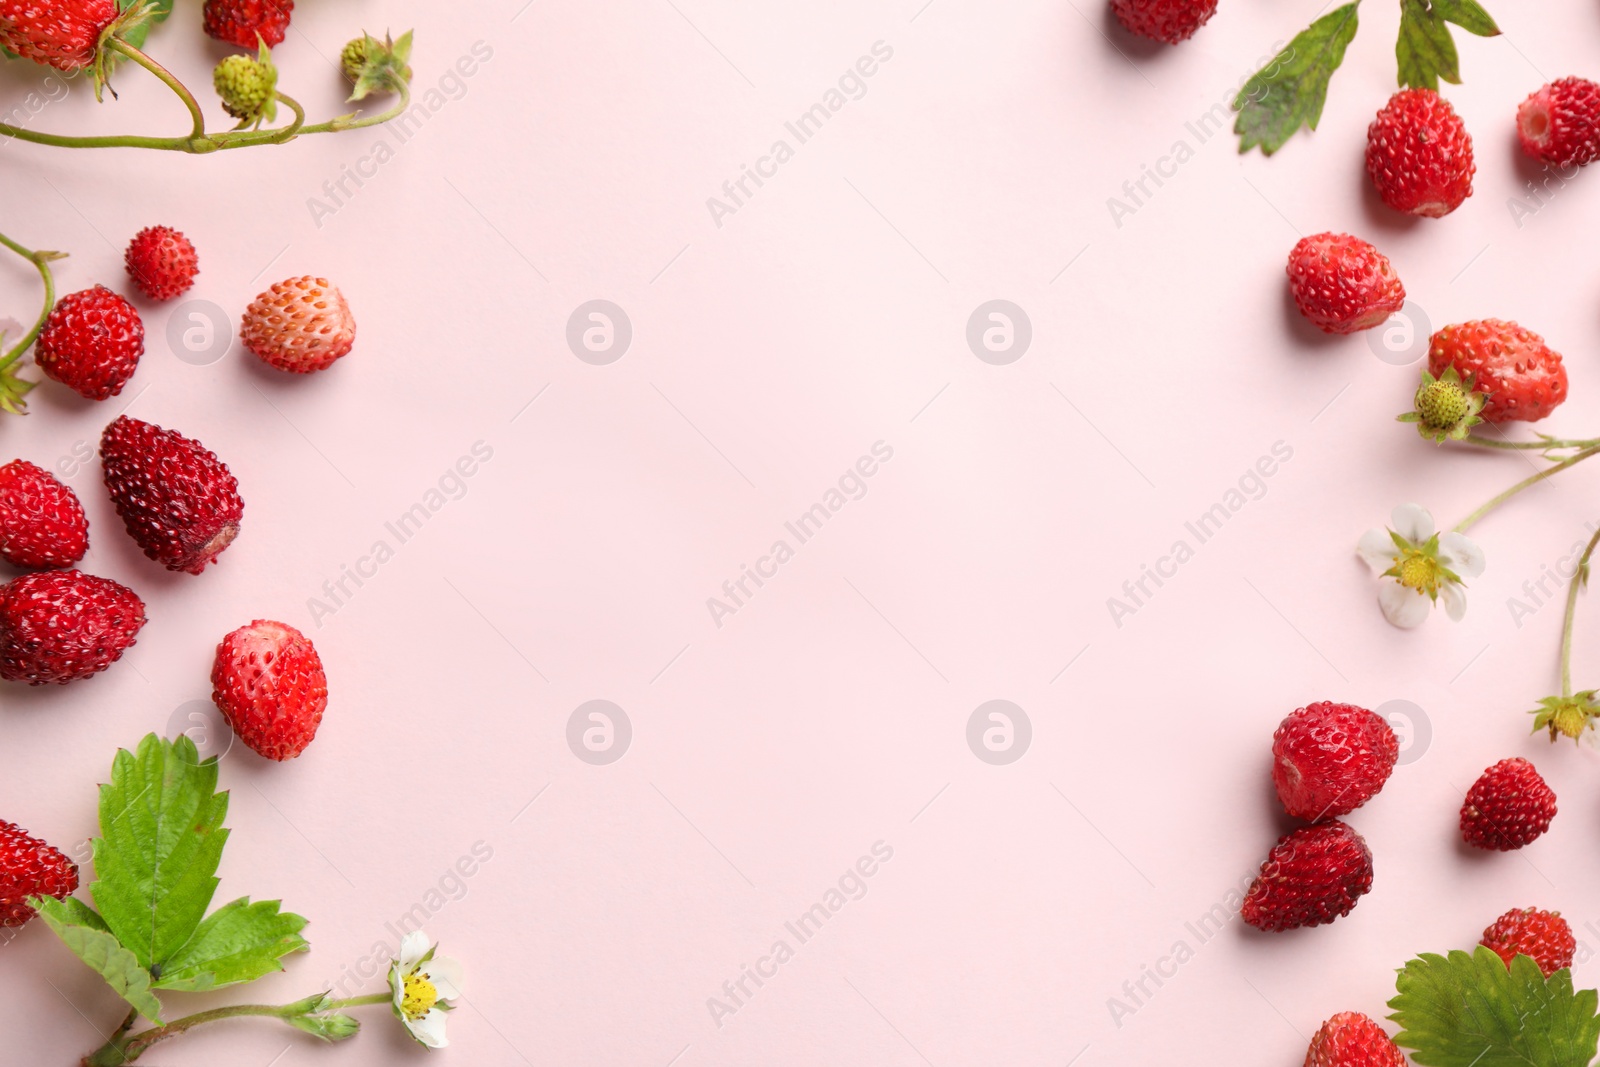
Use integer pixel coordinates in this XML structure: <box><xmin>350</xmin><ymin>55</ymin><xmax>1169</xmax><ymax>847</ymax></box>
<box><xmin>0</xmin><ymin>570</ymin><xmax>144</xmax><ymax>685</ymax></box>
<box><xmin>1366</xmin><ymin>89</ymin><xmax>1475</xmax><ymax>218</ymax></box>
<box><xmin>1480</xmin><ymin>907</ymin><xmax>1575</xmax><ymax>976</ymax></box>
<box><xmin>0</xmin><ymin>820</ymin><xmax>77</xmax><ymax>926</ymax></box>
<box><xmin>1242</xmin><ymin>820</ymin><xmax>1373</xmax><ymax>932</ymax></box>
<box><xmin>1272</xmin><ymin>702</ymin><xmax>1398</xmax><ymax>821</ymax></box>
<box><xmin>202</xmin><ymin>0</ymin><xmax>292</xmax><ymax>48</ymax></box>
<box><xmin>1110</xmin><ymin>0</ymin><xmax>1216</xmax><ymax>44</ymax></box>
<box><xmin>1461</xmin><ymin>758</ymin><xmax>1556</xmax><ymax>851</ymax></box>
<box><xmin>124</xmin><ymin>226</ymin><xmax>198</xmax><ymax>301</ymax></box>
<box><xmin>240</xmin><ymin>275</ymin><xmax>355</xmax><ymax>373</ymax></box>
<box><xmin>0</xmin><ymin>0</ymin><xmax>115</xmax><ymax>72</ymax></box>
<box><xmin>100</xmin><ymin>416</ymin><xmax>243</xmax><ymax>575</ymax></box>
<box><xmin>0</xmin><ymin>459</ymin><xmax>88</xmax><ymax>570</ymax></box>
<box><xmin>34</xmin><ymin>285</ymin><xmax>144</xmax><ymax>401</ymax></box>
<box><xmin>213</xmin><ymin>49</ymin><xmax>277</xmax><ymax>124</ymax></box>
<box><xmin>1517</xmin><ymin>78</ymin><xmax>1600</xmax><ymax>169</ymax></box>
<box><xmin>212</xmin><ymin>620</ymin><xmax>328</xmax><ymax>761</ymax></box>
<box><xmin>1286</xmin><ymin>233</ymin><xmax>1406</xmax><ymax>335</ymax></box>
<box><xmin>1427</xmin><ymin>320</ymin><xmax>1566</xmax><ymax>423</ymax></box>
<box><xmin>1304</xmin><ymin>1012</ymin><xmax>1406</xmax><ymax>1067</ymax></box>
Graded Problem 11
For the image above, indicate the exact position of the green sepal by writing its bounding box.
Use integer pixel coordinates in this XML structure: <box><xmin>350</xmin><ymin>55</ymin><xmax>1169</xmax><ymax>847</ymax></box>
<box><xmin>345</xmin><ymin>30</ymin><xmax>414</xmax><ymax>102</ymax></box>
<box><xmin>114</xmin><ymin>0</ymin><xmax>173</xmax><ymax>50</ymax></box>
<box><xmin>1390</xmin><ymin>946</ymin><xmax>1600</xmax><ymax>1067</ymax></box>
<box><xmin>32</xmin><ymin>896</ymin><xmax>165</xmax><ymax>1023</ymax></box>
<box><xmin>1530</xmin><ymin>691</ymin><xmax>1600</xmax><ymax>744</ymax></box>
<box><xmin>1233</xmin><ymin>3</ymin><xmax>1360</xmax><ymax>156</ymax></box>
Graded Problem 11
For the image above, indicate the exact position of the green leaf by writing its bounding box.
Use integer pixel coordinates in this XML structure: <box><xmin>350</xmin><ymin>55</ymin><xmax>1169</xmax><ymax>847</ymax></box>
<box><xmin>153</xmin><ymin>897</ymin><xmax>310</xmax><ymax>991</ymax></box>
<box><xmin>33</xmin><ymin>896</ymin><xmax>164</xmax><ymax>1023</ymax></box>
<box><xmin>1397</xmin><ymin>0</ymin><xmax>1460</xmax><ymax>90</ymax></box>
<box><xmin>1390</xmin><ymin>946</ymin><xmax>1600</xmax><ymax>1067</ymax></box>
<box><xmin>1233</xmin><ymin>3</ymin><xmax>1361</xmax><ymax>156</ymax></box>
<box><xmin>116</xmin><ymin>0</ymin><xmax>174</xmax><ymax>50</ymax></box>
<box><xmin>90</xmin><ymin>734</ymin><xmax>229</xmax><ymax>973</ymax></box>
<box><xmin>1434</xmin><ymin>0</ymin><xmax>1500</xmax><ymax>36</ymax></box>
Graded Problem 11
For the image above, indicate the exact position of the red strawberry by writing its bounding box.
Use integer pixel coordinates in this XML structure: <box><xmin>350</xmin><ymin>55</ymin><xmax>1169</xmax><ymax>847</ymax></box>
<box><xmin>0</xmin><ymin>570</ymin><xmax>145</xmax><ymax>685</ymax></box>
<box><xmin>1461</xmin><ymin>758</ymin><xmax>1556</xmax><ymax>851</ymax></box>
<box><xmin>1366</xmin><ymin>88</ymin><xmax>1475</xmax><ymax>218</ymax></box>
<box><xmin>0</xmin><ymin>820</ymin><xmax>77</xmax><ymax>926</ymax></box>
<box><xmin>1286</xmin><ymin>234</ymin><xmax>1406</xmax><ymax>335</ymax></box>
<box><xmin>124</xmin><ymin>226</ymin><xmax>199</xmax><ymax>302</ymax></box>
<box><xmin>1273</xmin><ymin>702</ymin><xmax>1399</xmax><ymax>821</ymax></box>
<box><xmin>240</xmin><ymin>275</ymin><xmax>355</xmax><ymax>373</ymax></box>
<box><xmin>212</xmin><ymin>620</ymin><xmax>328</xmax><ymax>761</ymax></box>
<box><xmin>1110</xmin><ymin>0</ymin><xmax>1216</xmax><ymax>44</ymax></box>
<box><xmin>1480</xmin><ymin>907</ymin><xmax>1575</xmax><ymax>976</ymax></box>
<box><xmin>0</xmin><ymin>0</ymin><xmax>115</xmax><ymax>71</ymax></box>
<box><xmin>100</xmin><ymin>416</ymin><xmax>243</xmax><ymax>575</ymax></box>
<box><xmin>1427</xmin><ymin>320</ymin><xmax>1567</xmax><ymax>423</ymax></box>
<box><xmin>1242</xmin><ymin>820</ymin><xmax>1373</xmax><ymax>932</ymax></box>
<box><xmin>0</xmin><ymin>459</ymin><xmax>88</xmax><ymax>570</ymax></box>
<box><xmin>202</xmin><ymin>0</ymin><xmax>293</xmax><ymax>48</ymax></box>
<box><xmin>1304</xmin><ymin>1012</ymin><xmax>1406</xmax><ymax>1067</ymax></box>
<box><xmin>1517</xmin><ymin>78</ymin><xmax>1600</xmax><ymax>169</ymax></box>
<box><xmin>34</xmin><ymin>285</ymin><xmax>144</xmax><ymax>401</ymax></box>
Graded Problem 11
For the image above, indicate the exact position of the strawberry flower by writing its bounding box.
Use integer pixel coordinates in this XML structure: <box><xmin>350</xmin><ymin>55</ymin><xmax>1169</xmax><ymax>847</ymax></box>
<box><xmin>388</xmin><ymin>931</ymin><xmax>463</xmax><ymax>1049</ymax></box>
<box><xmin>1357</xmin><ymin>503</ymin><xmax>1485</xmax><ymax>627</ymax></box>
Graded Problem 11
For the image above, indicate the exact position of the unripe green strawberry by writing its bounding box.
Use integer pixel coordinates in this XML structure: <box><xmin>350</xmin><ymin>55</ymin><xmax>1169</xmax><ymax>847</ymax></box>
<box><xmin>213</xmin><ymin>46</ymin><xmax>277</xmax><ymax>124</ymax></box>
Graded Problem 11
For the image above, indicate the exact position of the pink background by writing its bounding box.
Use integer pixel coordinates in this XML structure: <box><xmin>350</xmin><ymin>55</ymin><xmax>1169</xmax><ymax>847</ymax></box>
<box><xmin>4</xmin><ymin>0</ymin><xmax>1600</xmax><ymax>1063</ymax></box>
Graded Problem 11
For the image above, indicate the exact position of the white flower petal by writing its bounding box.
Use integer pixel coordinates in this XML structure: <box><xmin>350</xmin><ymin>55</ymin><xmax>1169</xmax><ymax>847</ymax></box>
<box><xmin>1439</xmin><ymin>532</ymin><xmax>1486</xmax><ymax>578</ymax></box>
<box><xmin>407</xmin><ymin>1008</ymin><xmax>450</xmax><ymax>1048</ymax></box>
<box><xmin>397</xmin><ymin>931</ymin><xmax>430</xmax><ymax>971</ymax></box>
<box><xmin>1357</xmin><ymin>528</ymin><xmax>1398</xmax><ymax>573</ymax></box>
<box><xmin>1391</xmin><ymin>503</ymin><xmax>1435</xmax><ymax>543</ymax></box>
<box><xmin>426</xmin><ymin>956</ymin><xmax>465</xmax><ymax>1001</ymax></box>
<box><xmin>1378</xmin><ymin>581</ymin><xmax>1432</xmax><ymax>628</ymax></box>
<box><xmin>1440</xmin><ymin>581</ymin><xmax>1468</xmax><ymax>621</ymax></box>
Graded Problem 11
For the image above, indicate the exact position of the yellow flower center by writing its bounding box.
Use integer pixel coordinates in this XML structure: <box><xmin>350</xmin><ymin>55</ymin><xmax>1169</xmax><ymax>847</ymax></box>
<box><xmin>1397</xmin><ymin>553</ymin><xmax>1439</xmax><ymax>594</ymax></box>
<box><xmin>402</xmin><ymin>972</ymin><xmax>439</xmax><ymax>1021</ymax></box>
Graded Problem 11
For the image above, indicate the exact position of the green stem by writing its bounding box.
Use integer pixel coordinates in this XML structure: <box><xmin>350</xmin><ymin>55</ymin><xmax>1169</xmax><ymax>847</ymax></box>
<box><xmin>1461</xmin><ymin>435</ymin><xmax>1600</xmax><ymax>452</ymax></box>
<box><xmin>106</xmin><ymin>38</ymin><xmax>205</xmax><ymax>140</ymax></box>
<box><xmin>1452</xmin><ymin>447</ymin><xmax>1600</xmax><ymax>534</ymax></box>
<box><xmin>1558</xmin><ymin>526</ymin><xmax>1600</xmax><ymax>698</ymax></box>
<box><xmin>0</xmin><ymin>230</ymin><xmax>61</xmax><ymax>369</ymax></box>
<box><xmin>87</xmin><ymin>992</ymin><xmax>391</xmax><ymax>1065</ymax></box>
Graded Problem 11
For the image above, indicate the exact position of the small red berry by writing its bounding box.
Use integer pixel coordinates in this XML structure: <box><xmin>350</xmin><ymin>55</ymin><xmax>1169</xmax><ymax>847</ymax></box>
<box><xmin>1517</xmin><ymin>78</ymin><xmax>1600</xmax><ymax>169</ymax></box>
<box><xmin>1366</xmin><ymin>88</ymin><xmax>1475</xmax><ymax>218</ymax></box>
<box><xmin>0</xmin><ymin>460</ymin><xmax>88</xmax><ymax>570</ymax></box>
<box><xmin>240</xmin><ymin>275</ymin><xmax>356</xmax><ymax>373</ymax></box>
<box><xmin>1286</xmin><ymin>234</ymin><xmax>1406</xmax><ymax>335</ymax></box>
<box><xmin>1480</xmin><ymin>907</ymin><xmax>1575</xmax><ymax>976</ymax></box>
<box><xmin>1242</xmin><ymin>820</ymin><xmax>1373</xmax><ymax>932</ymax></box>
<box><xmin>1272</xmin><ymin>702</ymin><xmax>1399</xmax><ymax>821</ymax></box>
<box><xmin>1428</xmin><ymin>319</ymin><xmax>1567</xmax><ymax>423</ymax></box>
<box><xmin>124</xmin><ymin>226</ymin><xmax>199</xmax><ymax>301</ymax></box>
<box><xmin>0</xmin><ymin>570</ymin><xmax>145</xmax><ymax>685</ymax></box>
<box><xmin>212</xmin><ymin>620</ymin><xmax>328</xmax><ymax>761</ymax></box>
<box><xmin>0</xmin><ymin>0</ymin><xmax>116</xmax><ymax>71</ymax></box>
<box><xmin>1110</xmin><ymin>0</ymin><xmax>1217</xmax><ymax>44</ymax></box>
<box><xmin>0</xmin><ymin>820</ymin><xmax>78</xmax><ymax>926</ymax></box>
<box><xmin>34</xmin><ymin>286</ymin><xmax>144</xmax><ymax>401</ymax></box>
<box><xmin>1461</xmin><ymin>758</ymin><xmax>1556</xmax><ymax>851</ymax></box>
<box><xmin>202</xmin><ymin>0</ymin><xmax>293</xmax><ymax>48</ymax></box>
<box><xmin>100</xmin><ymin>416</ymin><xmax>244</xmax><ymax>575</ymax></box>
<box><xmin>1304</xmin><ymin>1011</ymin><xmax>1406</xmax><ymax>1067</ymax></box>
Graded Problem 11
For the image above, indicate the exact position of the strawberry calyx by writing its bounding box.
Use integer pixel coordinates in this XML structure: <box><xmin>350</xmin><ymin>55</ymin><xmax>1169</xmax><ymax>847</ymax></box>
<box><xmin>1382</xmin><ymin>530</ymin><xmax>1461</xmax><ymax>603</ymax></box>
<box><xmin>90</xmin><ymin>1</ymin><xmax>163</xmax><ymax>101</ymax></box>
<box><xmin>1530</xmin><ymin>692</ymin><xmax>1600</xmax><ymax>744</ymax></box>
<box><xmin>342</xmin><ymin>30</ymin><xmax>414</xmax><ymax>102</ymax></box>
<box><xmin>1399</xmin><ymin>365</ymin><xmax>1486</xmax><ymax>443</ymax></box>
